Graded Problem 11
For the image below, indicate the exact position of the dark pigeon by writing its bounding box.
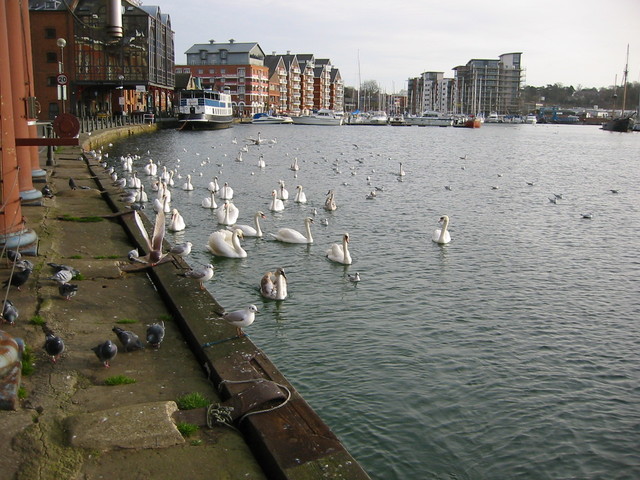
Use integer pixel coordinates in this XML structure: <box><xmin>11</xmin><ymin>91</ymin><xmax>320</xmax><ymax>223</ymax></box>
<box><xmin>2</xmin><ymin>263</ymin><xmax>32</xmax><ymax>290</ymax></box>
<box><xmin>146</xmin><ymin>321</ymin><xmax>165</xmax><ymax>348</ymax></box>
<box><xmin>44</xmin><ymin>333</ymin><xmax>65</xmax><ymax>362</ymax></box>
<box><xmin>112</xmin><ymin>326</ymin><xmax>144</xmax><ymax>352</ymax></box>
<box><xmin>42</xmin><ymin>184</ymin><xmax>54</xmax><ymax>198</ymax></box>
<box><xmin>69</xmin><ymin>177</ymin><xmax>78</xmax><ymax>190</ymax></box>
<box><xmin>58</xmin><ymin>283</ymin><xmax>78</xmax><ymax>300</ymax></box>
<box><xmin>1</xmin><ymin>300</ymin><xmax>19</xmax><ymax>325</ymax></box>
<box><xmin>92</xmin><ymin>340</ymin><xmax>118</xmax><ymax>367</ymax></box>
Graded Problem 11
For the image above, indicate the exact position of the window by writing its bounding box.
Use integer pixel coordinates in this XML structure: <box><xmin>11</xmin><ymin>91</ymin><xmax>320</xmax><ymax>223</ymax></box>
<box><xmin>46</xmin><ymin>52</ymin><xmax>57</xmax><ymax>63</ymax></box>
<box><xmin>45</xmin><ymin>28</ymin><xmax>56</xmax><ymax>39</ymax></box>
<box><xmin>46</xmin><ymin>76</ymin><xmax>57</xmax><ymax>87</ymax></box>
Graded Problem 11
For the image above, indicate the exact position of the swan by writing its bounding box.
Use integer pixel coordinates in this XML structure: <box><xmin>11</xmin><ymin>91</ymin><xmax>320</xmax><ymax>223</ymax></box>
<box><xmin>269</xmin><ymin>190</ymin><xmax>285</xmax><ymax>212</ymax></box>
<box><xmin>182</xmin><ymin>174</ymin><xmax>194</xmax><ymax>191</ymax></box>
<box><xmin>208</xmin><ymin>229</ymin><xmax>246</xmax><ymax>258</ymax></box>
<box><xmin>202</xmin><ymin>191</ymin><xmax>217</xmax><ymax>209</ymax></box>
<box><xmin>135</xmin><ymin>185</ymin><xmax>148</xmax><ymax>203</ymax></box>
<box><xmin>260</xmin><ymin>268</ymin><xmax>288</xmax><ymax>300</ymax></box>
<box><xmin>290</xmin><ymin>157</ymin><xmax>299</xmax><ymax>171</ymax></box>
<box><xmin>168</xmin><ymin>208</ymin><xmax>186</xmax><ymax>232</ymax></box>
<box><xmin>168</xmin><ymin>170</ymin><xmax>175</xmax><ymax>187</ymax></box>
<box><xmin>228</xmin><ymin>211</ymin><xmax>266</xmax><ymax>237</ymax></box>
<box><xmin>294</xmin><ymin>185</ymin><xmax>307</xmax><ymax>204</ymax></box>
<box><xmin>324</xmin><ymin>190</ymin><xmax>337</xmax><ymax>211</ymax></box>
<box><xmin>399</xmin><ymin>162</ymin><xmax>406</xmax><ymax>176</ymax></box>
<box><xmin>270</xmin><ymin>217</ymin><xmax>314</xmax><ymax>244</ymax></box>
<box><xmin>160</xmin><ymin>166</ymin><xmax>170</xmax><ymax>183</ymax></box>
<box><xmin>277</xmin><ymin>180</ymin><xmax>289</xmax><ymax>200</ymax></box>
<box><xmin>432</xmin><ymin>215</ymin><xmax>451</xmax><ymax>244</ymax></box>
<box><xmin>257</xmin><ymin>155</ymin><xmax>266</xmax><ymax>169</ymax></box>
<box><xmin>144</xmin><ymin>159</ymin><xmax>156</xmax><ymax>176</ymax></box>
<box><xmin>208</xmin><ymin>176</ymin><xmax>220</xmax><ymax>193</ymax></box>
<box><xmin>217</xmin><ymin>201</ymin><xmax>239</xmax><ymax>225</ymax></box>
<box><xmin>235</xmin><ymin>151</ymin><xmax>244</xmax><ymax>162</ymax></box>
<box><xmin>326</xmin><ymin>233</ymin><xmax>352</xmax><ymax>265</ymax></box>
<box><xmin>219</xmin><ymin>182</ymin><xmax>234</xmax><ymax>200</ymax></box>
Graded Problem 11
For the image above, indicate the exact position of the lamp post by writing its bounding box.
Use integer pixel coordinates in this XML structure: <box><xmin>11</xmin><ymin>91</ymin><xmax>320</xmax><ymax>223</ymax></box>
<box><xmin>57</xmin><ymin>38</ymin><xmax>66</xmax><ymax>113</ymax></box>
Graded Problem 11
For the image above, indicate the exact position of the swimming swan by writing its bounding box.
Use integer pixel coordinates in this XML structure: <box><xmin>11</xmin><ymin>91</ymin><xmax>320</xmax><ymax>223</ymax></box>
<box><xmin>269</xmin><ymin>190</ymin><xmax>285</xmax><ymax>212</ymax></box>
<box><xmin>432</xmin><ymin>215</ymin><xmax>451</xmax><ymax>244</ymax></box>
<box><xmin>260</xmin><ymin>268</ymin><xmax>288</xmax><ymax>300</ymax></box>
<box><xmin>326</xmin><ymin>233</ymin><xmax>352</xmax><ymax>264</ymax></box>
<box><xmin>217</xmin><ymin>201</ymin><xmax>239</xmax><ymax>225</ymax></box>
<box><xmin>207</xmin><ymin>229</ymin><xmax>247</xmax><ymax>258</ymax></box>
<box><xmin>270</xmin><ymin>217</ymin><xmax>314</xmax><ymax>244</ymax></box>
<box><xmin>227</xmin><ymin>211</ymin><xmax>266</xmax><ymax>237</ymax></box>
<box><xmin>294</xmin><ymin>185</ymin><xmax>307</xmax><ymax>204</ymax></box>
<box><xmin>168</xmin><ymin>208</ymin><xmax>186</xmax><ymax>232</ymax></box>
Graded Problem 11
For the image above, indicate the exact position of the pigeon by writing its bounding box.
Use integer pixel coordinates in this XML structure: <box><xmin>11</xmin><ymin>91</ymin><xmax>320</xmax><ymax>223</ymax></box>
<box><xmin>1</xmin><ymin>299</ymin><xmax>19</xmax><ymax>325</ymax></box>
<box><xmin>222</xmin><ymin>304</ymin><xmax>258</xmax><ymax>337</ymax></box>
<box><xmin>47</xmin><ymin>262</ymin><xmax>81</xmax><ymax>278</ymax></box>
<box><xmin>69</xmin><ymin>177</ymin><xmax>78</xmax><ymax>190</ymax></box>
<box><xmin>42</xmin><ymin>184</ymin><xmax>54</xmax><ymax>198</ymax></box>
<box><xmin>44</xmin><ymin>333</ymin><xmax>65</xmax><ymax>362</ymax></box>
<box><xmin>47</xmin><ymin>269</ymin><xmax>73</xmax><ymax>284</ymax></box>
<box><xmin>170</xmin><ymin>241</ymin><xmax>192</xmax><ymax>257</ymax></box>
<box><xmin>2</xmin><ymin>262</ymin><xmax>32</xmax><ymax>290</ymax></box>
<box><xmin>58</xmin><ymin>283</ymin><xmax>78</xmax><ymax>300</ymax></box>
<box><xmin>179</xmin><ymin>264</ymin><xmax>214</xmax><ymax>290</ymax></box>
<box><xmin>5</xmin><ymin>249</ymin><xmax>21</xmax><ymax>264</ymax></box>
<box><xmin>112</xmin><ymin>326</ymin><xmax>144</xmax><ymax>352</ymax></box>
<box><xmin>92</xmin><ymin>340</ymin><xmax>118</xmax><ymax>367</ymax></box>
<box><xmin>146</xmin><ymin>321</ymin><xmax>165</xmax><ymax>348</ymax></box>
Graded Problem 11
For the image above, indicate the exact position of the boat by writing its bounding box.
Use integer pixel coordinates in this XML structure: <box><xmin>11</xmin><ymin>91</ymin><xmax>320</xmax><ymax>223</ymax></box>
<box><xmin>177</xmin><ymin>89</ymin><xmax>233</xmax><ymax>130</ymax></box>
<box><xmin>525</xmin><ymin>113</ymin><xmax>537</xmax><ymax>124</ymax></box>
<box><xmin>360</xmin><ymin>111</ymin><xmax>389</xmax><ymax>125</ymax></box>
<box><xmin>602</xmin><ymin>45</ymin><xmax>635</xmax><ymax>133</ymax></box>
<box><xmin>389</xmin><ymin>115</ymin><xmax>407</xmax><ymax>126</ymax></box>
<box><xmin>251</xmin><ymin>113</ymin><xmax>293</xmax><ymax>124</ymax></box>
<box><xmin>291</xmin><ymin>109</ymin><xmax>343</xmax><ymax>126</ymax></box>
<box><xmin>405</xmin><ymin>110</ymin><xmax>454</xmax><ymax>127</ymax></box>
<box><xmin>484</xmin><ymin>112</ymin><xmax>502</xmax><ymax>123</ymax></box>
<box><xmin>453</xmin><ymin>115</ymin><xmax>482</xmax><ymax>128</ymax></box>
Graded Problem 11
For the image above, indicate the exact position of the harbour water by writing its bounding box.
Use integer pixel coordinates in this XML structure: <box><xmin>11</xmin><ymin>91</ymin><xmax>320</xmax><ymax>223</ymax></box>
<box><xmin>107</xmin><ymin>123</ymin><xmax>640</xmax><ymax>479</ymax></box>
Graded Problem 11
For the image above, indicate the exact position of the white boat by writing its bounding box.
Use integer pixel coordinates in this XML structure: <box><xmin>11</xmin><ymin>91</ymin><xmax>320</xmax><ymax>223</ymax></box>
<box><xmin>485</xmin><ymin>112</ymin><xmax>502</xmax><ymax>123</ymax></box>
<box><xmin>291</xmin><ymin>109</ymin><xmax>343</xmax><ymax>126</ymax></box>
<box><xmin>177</xmin><ymin>89</ymin><xmax>233</xmax><ymax>130</ymax></box>
<box><xmin>525</xmin><ymin>113</ymin><xmax>538</xmax><ymax>124</ymax></box>
<box><xmin>361</xmin><ymin>111</ymin><xmax>389</xmax><ymax>125</ymax></box>
<box><xmin>251</xmin><ymin>113</ymin><xmax>293</xmax><ymax>124</ymax></box>
<box><xmin>405</xmin><ymin>110</ymin><xmax>454</xmax><ymax>127</ymax></box>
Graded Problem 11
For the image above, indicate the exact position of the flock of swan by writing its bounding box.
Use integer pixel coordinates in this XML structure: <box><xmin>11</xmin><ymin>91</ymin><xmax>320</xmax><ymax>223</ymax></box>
<box><xmin>96</xmin><ymin>132</ymin><xmax>452</xmax><ymax>334</ymax></box>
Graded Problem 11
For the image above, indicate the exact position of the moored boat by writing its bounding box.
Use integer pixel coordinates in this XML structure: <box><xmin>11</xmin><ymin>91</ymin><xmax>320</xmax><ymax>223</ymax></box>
<box><xmin>251</xmin><ymin>113</ymin><xmax>293</xmax><ymax>124</ymax></box>
<box><xmin>602</xmin><ymin>45</ymin><xmax>635</xmax><ymax>132</ymax></box>
<box><xmin>177</xmin><ymin>89</ymin><xmax>233</xmax><ymax>130</ymax></box>
<box><xmin>405</xmin><ymin>110</ymin><xmax>454</xmax><ymax>127</ymax></box>
<box><xmin>453</xmin><ymin>115</ymin><xmax>481</xmax><ymax>128</ymax></box>
<box><xmin>291</xmin><ymin>109</ymin><xmax>343</xmax><ymax>126</ymax></box>
<box><xmin>525</xmin><ymin>113</ymin><xmax>538</xmax><ymax>124</ymax></box>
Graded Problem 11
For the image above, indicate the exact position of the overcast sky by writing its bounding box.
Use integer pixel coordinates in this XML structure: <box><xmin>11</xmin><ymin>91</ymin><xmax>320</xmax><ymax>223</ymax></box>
<box><xmin>152</xmin><ymin>0</ymin><xmax>640</xmax><ymax>92</ymax></box>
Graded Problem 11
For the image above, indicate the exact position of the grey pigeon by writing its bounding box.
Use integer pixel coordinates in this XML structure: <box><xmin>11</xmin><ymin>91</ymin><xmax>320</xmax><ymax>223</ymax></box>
<box><xmin>146</xmin><ymin>321</ymin><xmax>165</xmax><ymax>348</ymax></box>
<box><xmin>48</xmin><ymin>269</ymin><xmax>73</xmax><ymax>284</ymax></box>
<box><xmin>2</xmin><ymin>263</ymin><xmax>32</xmax><ymax>290</ymax></box>
<box><xmin>44</xmin><ymin>333</ymin><xmax>65</xmax><ymax>362</ymax></box>
<box><xmin>47</xmin><ymin>262</ymin><xmax>81</xmax><ymax>278</ymax></box>
<box><xmin>1</xmin><ymin>300</ymin><xmax>18</xmax><ymax>325</ymax></box>
<box><xmin>92</xmin><ymin>340</ymin><xmax>118</xmax><ymax>367</ymax></box>
<box><xmin>42</xmin><ymin>184</ymin><xmax>54</xmax><ymax>198</ymax></box>
<box><xmin>69</xmin><ymin>177</ymin><xmax>78</xmax><ymax>190</ymax></box>
<box><xmin>58</xmin><ymin>283</ymin><xmax>78</xmax><ymax>300</ymax></box>
<box><xmin>5</xmin><ymin>249</ymin><xmax>21</xmax><ymax>264</ymax></box>
<box><xmin>112</xmin><ymin>326</ymin><xmax>144</xmax><ymax>352</ymax></box>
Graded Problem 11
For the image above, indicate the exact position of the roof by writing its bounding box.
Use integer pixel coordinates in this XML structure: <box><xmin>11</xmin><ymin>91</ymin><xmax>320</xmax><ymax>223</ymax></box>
<box><xmin>185</xmin><ymin>42</ymin><xmax>263</xmax><ymax>55</ymax></box>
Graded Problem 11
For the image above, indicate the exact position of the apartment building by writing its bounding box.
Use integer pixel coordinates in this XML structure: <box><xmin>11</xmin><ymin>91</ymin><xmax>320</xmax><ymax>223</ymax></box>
<box><xmin>29</xmin><ymin>0</ymin><xmax>175</xmax><ymax>119</ymax></box>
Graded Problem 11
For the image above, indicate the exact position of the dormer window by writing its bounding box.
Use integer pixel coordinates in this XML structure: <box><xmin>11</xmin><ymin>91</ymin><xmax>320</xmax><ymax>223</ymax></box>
<box><xmin>220</xmin><ymin>49</ymin><xmax>228</xmax><ymax>64</ymax></box>
<box><xmin>199</xmin><ymin>50</ymin><xmax>207</xmax><ymax>60</ymax></box>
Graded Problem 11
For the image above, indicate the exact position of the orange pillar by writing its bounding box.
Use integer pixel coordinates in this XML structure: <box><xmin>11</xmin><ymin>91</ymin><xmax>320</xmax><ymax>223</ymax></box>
<box><xmin>6</xmin><ymin>0</ymin><xmax>42</xmax><ymax>204</ymax></box>
<box><xmin>19</xmin><ymin>0</ymin><xmax>47</xmax><ymax>182</ymax></box>
<box><xmin>0</xmin><ymin>1</ymin><xmax>37</xmax><ymax>249</ymax></box>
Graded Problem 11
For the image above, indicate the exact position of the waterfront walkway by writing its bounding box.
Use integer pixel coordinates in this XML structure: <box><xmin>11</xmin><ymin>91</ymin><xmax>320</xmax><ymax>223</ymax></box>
<box><xmin>0</xmin><ymin>126</ymin><xmax>370</xmax><ymax>479</ymax></box>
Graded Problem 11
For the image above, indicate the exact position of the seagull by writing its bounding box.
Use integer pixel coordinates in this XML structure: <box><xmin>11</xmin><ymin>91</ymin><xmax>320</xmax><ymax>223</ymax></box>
<box><xmin>133</xmin><ymin>208</ymin><xmax>166</xmax><ymax>265</ymax></box>
<box><xmin>112</xmin><ymin>326</ymin><xmax>145</xmax><ymax>352</ymax></box>
<box><xmin>548</xmin><ymin>197</ymin><xmax>557</xmax><ymax>204</ymax></box>
<box><xmin>92</xmin><ymin>340</ymin><xmax>118</xmax><ymax>367</ymax></box>
<box><xmin>170</xmin><ymin>241</ymin><xmax>192</xmax><ymax>257</ymax></box>
<box><xmin>44</xmin><ymin>333</ymin><xmax>65</xmax><ymax>363</ymax></box>
<box><xmin>581</xmin><ymin>213</ymin><xmax>594</xmax><ymax>219</ymax></box>
<box><xmin>609</xmin><ymin>189</ymin><xmax>619</xmax><ymax>194</ymax></box>
<box><xmin>58</xmin><ymin>283</ymin><xmax>78</xmax><ymax>300</ymax></box>
<box><xmin>146</xmin><ymin>321</ymin><xmax>165</xmax><ymax>348</ymax></box>
<box><xmin>179</xmin><ymin>264</ymin><xmax>214</xmax><ymax>290</ymax></box>
<box><xmin>1</xmin><ymin>299</ymin><xmax>19</xmax><ymax>325</ymax></box>
<box><xmin>553</xmin><ymin>193</ymin><xmax>564</xmax><ymax>199</ymax></box>
<box><xmin>223</xmin><ymin>304</ymin><xmax>258</xmax><ymax>337</ymax></box>
<box><xmin>347</xmin><ymin>272</ymin><xmax>361</xmax><ymax>283</ymax></box>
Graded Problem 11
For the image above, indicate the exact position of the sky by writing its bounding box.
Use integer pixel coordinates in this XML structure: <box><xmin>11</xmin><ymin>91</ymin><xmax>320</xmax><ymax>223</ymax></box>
<box><xmin>150</xmin><ymin>0</ymin><xmax>640</xmax><ymax>92</ymax></box>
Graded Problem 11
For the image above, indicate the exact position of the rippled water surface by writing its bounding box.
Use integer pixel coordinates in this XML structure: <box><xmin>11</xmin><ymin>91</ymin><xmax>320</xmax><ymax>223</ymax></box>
<box><xmin>108</xmin><ymin>123</ymin><xmax>640</xmax><ymax>479</ymax></box>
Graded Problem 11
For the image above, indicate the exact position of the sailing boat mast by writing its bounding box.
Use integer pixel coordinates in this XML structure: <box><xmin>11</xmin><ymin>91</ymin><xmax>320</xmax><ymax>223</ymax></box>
<box><xmin>621</xmin><ymin>44</ymin><xmax>630</xmax><ymax>117</ymax></box>
<box><xmin>357</xmin><ymin>50</ymin><xmax>361</xmax><ymax>111</ymax></box>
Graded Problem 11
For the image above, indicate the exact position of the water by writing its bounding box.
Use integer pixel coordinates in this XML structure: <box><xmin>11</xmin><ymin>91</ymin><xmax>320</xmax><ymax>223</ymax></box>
<box><xmin>106</xmin><ymin>124</ymin><xmax>640</xmax><ymax>479</ymax></box>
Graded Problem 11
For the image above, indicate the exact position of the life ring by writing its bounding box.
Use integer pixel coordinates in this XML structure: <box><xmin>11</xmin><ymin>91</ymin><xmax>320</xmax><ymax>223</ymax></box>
<box><xmin>0</xmin><ymin>330</ymin><xmax>21</xmax><ymax>377</ymax></box>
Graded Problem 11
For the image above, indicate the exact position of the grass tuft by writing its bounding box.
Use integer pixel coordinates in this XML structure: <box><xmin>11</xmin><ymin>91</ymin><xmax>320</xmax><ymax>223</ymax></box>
<box><xmin>30</xmin><ymin>315</ymin><xmax>45</xmax><ymax>326</ymax></box>
<box><xmin>177</xmin><ymin>422</ymin><xmax>199</xmax><ymax>437</ymax></box>
<box><xmin>21</xmin><ymin>347</ymin><xmax>35</xmax><ymax>376</ymax></box>
<box><xmin>104</xmin><ymin>375</ymin><xmax>136</xmax><ymax>386</ymax></box>
<box><xmin>115</xmin><ymin>318</ymin><xmax>137</xmax><ymax>324</ymax></box>
<box><xmin>176</xmin><ymin>392</ymin><xmax>209</xmax><ymax>410</ymax></box>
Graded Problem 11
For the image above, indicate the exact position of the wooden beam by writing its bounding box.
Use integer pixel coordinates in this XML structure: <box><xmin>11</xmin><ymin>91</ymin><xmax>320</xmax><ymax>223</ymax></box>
<box><xmin>14</xmin><ymin>137</ymin><xmax>79</xmax><ymax>146</ymax></box>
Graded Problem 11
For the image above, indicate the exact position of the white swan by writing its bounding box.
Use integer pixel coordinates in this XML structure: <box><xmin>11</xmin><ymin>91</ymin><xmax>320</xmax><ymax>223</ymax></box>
<box><xmin>182</xmin><ymin>174</ymin><xmax>194</xmax><ymax>191</ymax></box>
<box><xmin>257</xmin><ymin>155</ymin><xmax>266</xmax><ymax>169</ymax></box>
<box><xmin>432</xmin><ymin>215</ymin><xmax>451</xmax><ymax>244</ymax></box>
<box><xmin>399</xmin><ymin>162</ymin><xmax>406</xmax><ymax>176</ymax></box>
<box><xmin>208</xmin><ymin>176</ymin><xmax>220</xmax><ymax>193</ymax></box>
<box><xmin>144</xmin><ymin>159</ymin><xmax>156</xmax><ymax>176</ymax></box>
<box><xmin>270</xmin><ymin>217</ymin><xmax>314</xmax><ymax>244</ymax></box>
<box><xmin>168</xmin><ymin>208</ymin><xmax>186</xmax><ymax>232</ymax></box>
<box><xmin>277</xmin><ymin>181</ymin><xmax>289</xmax><ymax>200</ymax></box>
<box><xmin>217</xmin><ymin>201</ymin><xmax>239</xmax><ymax>225</ymax></box>
<box><xmin>207</xmin><ymin>229</ymin><xmax>246</xmax><ymax>258</ymax></box>
<box><xmin>219</xmin><ymin>182</ymin><xmax>234</xmax><ymax>200</ymax></box>
<box><xmin>294</xmin><ymin>185</ymin><xmax>307</xmax><ymax>204</ymax></box>
<box><xmin>269</xmin><ymin>190</ymin><xmax>285</xmax><ymax>212</ymax></box>
<box><xmin>260</xmin><ymin>268</ymin><xmax>288</xmax><ymax>300</ymax></box>
<box><xmin>290</xmin><ymin>157</ymin><xmax>299</xmax><ymax>171</ymax></box>
<box><xmin>202</xmin><ymin>191</ymin><xmax>217</xmax><ymax>209</ymax></box>
<box><xmin>324</xmin><ymin>190</ymin><xmax>337</xmax><ymax>211</ymax></box>
<box><xmin>326</xmin><ymin>233</ymin><xmax>352</xmax><ymax>265</ymax></box>
<box><xmin>228</xmin><ymin>211</ymin><xmax>266</xmax><ymax>237</ymax></box>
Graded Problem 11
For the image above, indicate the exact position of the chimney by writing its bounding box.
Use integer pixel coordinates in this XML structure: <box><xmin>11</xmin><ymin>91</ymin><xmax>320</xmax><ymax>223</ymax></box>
<box><xmin>209</xmin><ymin>39</ymin><xmax>215</xmax><ymax>44</ymax></box>
<box><xmin>229</xmin><ymin>38</ymin><xmax>235</xmax><ymax>44</ymax></box>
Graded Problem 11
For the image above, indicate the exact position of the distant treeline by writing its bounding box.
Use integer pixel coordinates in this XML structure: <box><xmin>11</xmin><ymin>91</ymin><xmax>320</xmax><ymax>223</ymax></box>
<box><xmin>522</xmin><ymin>82</ymin><xmax>640</xmax><ymax>110</ymax></box>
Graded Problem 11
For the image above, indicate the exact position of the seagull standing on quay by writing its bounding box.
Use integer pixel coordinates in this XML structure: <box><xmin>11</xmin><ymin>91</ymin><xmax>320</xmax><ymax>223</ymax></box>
<box><xmin>223</xmin><ymin>304</ymin><xmax>258</xmax><ymax>337</ymax></box>
<box><xmin>179</xmin><ymin>264</ymin><xmax>214</xmax><ymax>290</ymax></box>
